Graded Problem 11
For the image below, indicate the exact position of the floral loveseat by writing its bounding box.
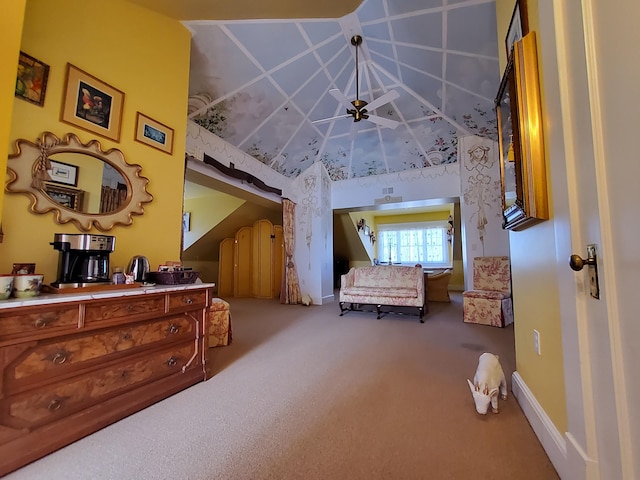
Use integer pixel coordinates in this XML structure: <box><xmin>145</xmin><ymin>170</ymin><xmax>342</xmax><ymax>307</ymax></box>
<box><xmin>339</xmin><ymin>265</ymin><xmax>426</xmax><ymax>322</ymax></box>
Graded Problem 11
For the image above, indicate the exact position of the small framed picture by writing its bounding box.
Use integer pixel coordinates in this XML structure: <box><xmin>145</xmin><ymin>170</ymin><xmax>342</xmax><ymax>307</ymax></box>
<box><xmin>15</xmin><ymin>51</ymin><xmax>50</xmax><ymax>106</ymax></box>
<box><xmin>183</xmin><ymin>212</ymin><xmax>191</xmax><ymax>232</ymax></box>
<box><xmin>505</xmin><ymin>0</ymin><xmax>529</xmax><ymax>57</ymax></box>
<box><xmin>61</xmin><ymin>63</ymin><xmax>125</xmax><ymax>142</ymax></box>
<box><xmin>44</xmin><ymin>183</ymin><xmax>84</xmax><ymax>211</ymax></box>
<box><xmin>135</xmin><ymin>112</ymin><xmax>174</xmax><ymax>154</ymax></box>
<box><xmin>47</xmin><ymin>159</ymin><xmax>78</xmax><ymax>186</ymax></box>
<box><xmin>12</xmin><ymin>263</ymin><xmax>36</xmax><ymax>274</ymax></box>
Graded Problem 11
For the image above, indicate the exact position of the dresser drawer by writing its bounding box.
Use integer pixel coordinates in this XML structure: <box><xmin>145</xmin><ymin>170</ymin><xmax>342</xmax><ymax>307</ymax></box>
<box><xmin>84</xmin><ymin>295</ymin><xmax>165</xmax><ymax>325</ymax></box>
<box><xmin>0</xmin><ymin>305</ymin><xmax>80</xmax><ymax>343</ymax></box>
<box><xmin>3</xmin><ymin>314</ymin><xmax>197</xmax><ymax>393</ymax></box>
<box><xmin>167</xmin><ymin>290</ymin><xmax>206</xmax><ymax>312</ymax></box>
<box><xmin>1</xmin><ymin>341</ymin><xmax>198</xmax><ymax>429</ymax></box>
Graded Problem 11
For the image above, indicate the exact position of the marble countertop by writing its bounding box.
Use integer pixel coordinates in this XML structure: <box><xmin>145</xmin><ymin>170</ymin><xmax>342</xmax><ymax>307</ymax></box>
<box><xmin>0</xmin><ymin>282</ymin><xmax>216</xmax><ymax>310</ymax></box>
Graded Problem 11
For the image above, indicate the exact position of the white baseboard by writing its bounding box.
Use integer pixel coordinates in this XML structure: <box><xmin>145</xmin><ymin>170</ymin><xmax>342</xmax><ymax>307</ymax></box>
<box><xmin>321</xmin><ymin>293</ymin><xmax>335</xmax><ymax>305</ymax></box>
<box><xmin>512</xmin><ymin>372</ymin><xmax>568</xmax><ymax>478</ymax></box>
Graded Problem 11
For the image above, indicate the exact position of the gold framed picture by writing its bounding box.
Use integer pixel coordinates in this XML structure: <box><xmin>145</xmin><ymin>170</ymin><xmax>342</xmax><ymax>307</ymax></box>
<box><xmin>135</xmin><ymin>112</ymin><xmax>174</xmax><ymax>154</ymax></box>
<box><xmin>60</xmin><ymin>64</ymin><xmax>124</xmax><ymax>142</ymax></box>
<box><xmin>44</xmin><ymin>183</ymin><xmax>85</xmax><ymax>212</ymax></box>
<box><xmin>15</xmin><ymin>51</ymin><xmax>50</xmax><ymax>106</ymax></box>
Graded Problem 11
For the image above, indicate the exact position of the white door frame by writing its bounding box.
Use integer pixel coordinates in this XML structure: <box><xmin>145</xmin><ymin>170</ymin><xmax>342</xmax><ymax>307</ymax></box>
<box><xmin>540</xmin><ymin>0</ymin><xmax>636</xmax><ymax>478</ymax></box>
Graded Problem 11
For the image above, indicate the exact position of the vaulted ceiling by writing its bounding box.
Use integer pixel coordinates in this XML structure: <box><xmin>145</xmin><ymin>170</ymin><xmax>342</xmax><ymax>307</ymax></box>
<box><xmin>130</xmin><ymin>0</ymin><xmax>500</xmax><ymax>181</ymax></box>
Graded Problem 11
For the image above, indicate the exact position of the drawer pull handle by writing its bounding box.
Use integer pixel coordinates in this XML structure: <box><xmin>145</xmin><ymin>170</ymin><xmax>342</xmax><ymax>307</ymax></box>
<box><xmin>122</xmin><ymin>332</ymin><xmax>132</xmax><ymax>340</ymax></box>
<box><xmin>168</xmin><ymin>324</ymin><xmax>180</xmax><ymax>334</ymax></box>
<box><xmin>183</xmin><ymin>297</ymin><xmax>193</xmax><ymax>305</ymax></box>
<box><xmin>48</xmin><ymin>399</ymin><xmax>63</xmax><ymax>411</ymax></box>
<box><xmin>167</xmin><ymin>356</ymin><xmax>178</xmax><ymax>367</ymax></box>
<box><xmin>126</xmin><ymin>304</ymin><xmax>134</xmax><ymax>312</ymax></box>
<box><xmin>52</xmin><ymin>353</ymin><xmax>67</xmax><ymax>365</ymax></box>
<box><xmin>34</xmin><ymin>318</ymin><xmax>48</xmax><ymax>328</ymax></box>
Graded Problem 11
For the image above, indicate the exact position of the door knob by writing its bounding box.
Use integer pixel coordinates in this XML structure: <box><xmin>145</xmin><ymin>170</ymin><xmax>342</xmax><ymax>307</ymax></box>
<box><xmin>569</xmin><ymin>244</ymin><xmax>599</xmax><ymax>299</ymax></box>
<box><xmin>569</xmin><ymin>254</ymin><xmax>595</xmax><ymax>271</ymax></box>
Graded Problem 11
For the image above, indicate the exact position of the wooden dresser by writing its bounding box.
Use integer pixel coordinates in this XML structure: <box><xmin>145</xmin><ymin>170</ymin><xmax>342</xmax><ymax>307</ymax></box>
<box><xmin>0</xmin><ymin>284</ymin><xmax>215</xmax><ymax>477</ymax></box>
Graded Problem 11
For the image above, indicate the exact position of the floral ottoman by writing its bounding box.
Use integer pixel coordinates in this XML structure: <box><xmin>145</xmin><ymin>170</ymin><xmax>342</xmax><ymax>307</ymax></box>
<box><xmin>208</xmin><ymin>298</ymin><xmax>232</xmax><ymax>347</ymax></box>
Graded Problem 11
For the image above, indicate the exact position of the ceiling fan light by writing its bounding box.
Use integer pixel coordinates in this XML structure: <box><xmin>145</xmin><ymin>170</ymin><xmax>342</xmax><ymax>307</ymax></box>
<box><xmin>352</xmin><ymin>99</ymin><xmax>367</xmax><ymax>110</ymax></box>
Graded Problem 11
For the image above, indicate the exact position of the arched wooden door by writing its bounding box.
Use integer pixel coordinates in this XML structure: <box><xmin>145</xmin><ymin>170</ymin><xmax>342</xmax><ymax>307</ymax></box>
<box><xmin>252</xmin><ymin>219</ymin><xmax>274</xmax><ymax>298</ymax></box>
<box><xmin>272</xmin><ymin>225</ymin><xmax>284</xmax><ymax>298</ymax></box>
<box><xmin>217</xmin><ymin>237</ymin><xmax>235</xmax><ymax>298</ymax></box>
<box><xmin>234</xmin><ymin>226</ymin><xmax>252</xmax><ymax>297</ymax></box>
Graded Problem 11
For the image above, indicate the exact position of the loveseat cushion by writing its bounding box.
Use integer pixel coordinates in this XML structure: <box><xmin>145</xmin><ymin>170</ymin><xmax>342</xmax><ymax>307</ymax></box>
<box><xmin>342</xmin><ymin>286</ymin><xmax>418</xmax><ymax>298</ymax></box>
<box><xmin>353</xmin><ymin>266</ymin><xmax>420</xmax><ymax>289</ymax></box>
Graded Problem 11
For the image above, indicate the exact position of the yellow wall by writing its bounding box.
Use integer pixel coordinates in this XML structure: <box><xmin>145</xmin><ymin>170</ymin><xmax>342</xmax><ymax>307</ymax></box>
<box><xmin>183</xmin><ymin>191</ymin><xmax>245</xmax><ymax>250</ymax></box>
<box><xmin>376</xmin><ymin>211</ymin><xmax>449</xmax><ymax>225</ymax></box>
<box><xmin>1</xmin><ymin>0</ymin><xmax>191</xmax><ymax>282</ymax></box>
<box><xmin>0</xmin><ymin>0</ymin><xmax>27</xmax><ymax>228</ymax></box>
<box><xmin>496</xmin><ymin>0</ymin><xmax>567</xmax><ymax>432</ymax></box>
<box><xmin>346</xmin><ymin>212</ymin><xmax>376</xmax><ymax>266</ymax></box>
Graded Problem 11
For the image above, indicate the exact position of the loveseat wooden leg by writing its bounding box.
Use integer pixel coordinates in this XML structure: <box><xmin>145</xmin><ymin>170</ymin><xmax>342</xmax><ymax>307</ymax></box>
<box><xmin>419</xmin><ymin>306</ymin><xmax>425</xmax><ymax>323</ymax></box>
<box><xmin>376</xmin><ymin>304</ymin><xmax>382</xmax><ymax>319</ymax></box>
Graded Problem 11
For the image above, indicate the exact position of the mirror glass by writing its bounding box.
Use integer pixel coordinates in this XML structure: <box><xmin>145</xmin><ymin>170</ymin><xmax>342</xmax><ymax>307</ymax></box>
<box><xmin>496</xmin><ymin>59</ymin><xmax>521</xmax><ymax>213</ymax></box>
<box><xmin>44</xmin><ymin>153</ymin><xmax>127</xmax><ymax>214</ymax></box>
<box><xmin>6</xmin><ymin>132</ymin><xmax>153</xmax><ymax>231</ymax></box>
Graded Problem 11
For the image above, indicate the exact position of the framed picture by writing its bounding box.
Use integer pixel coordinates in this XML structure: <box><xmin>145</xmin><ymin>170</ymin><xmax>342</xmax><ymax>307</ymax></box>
<box><xmin>496</xmin><ymin>32</ymin><xmax>547</xmax><ymax>231</ymax></box>
<box><xmin>15</xmin><ymin>51</ymin><xmax>49</xmax><ymax>106</ymax></box>
<box><xmin>183</xmin><ymin>212</ymin><xmax>191</xmax><ymax>232</ymax></box>
<box><xmin>44</xmin><ymin>183</ymin><xmax>85</xmax><ymax>212</ymax></box>
<box><xmin>12</xmin><ymin>263</ymin><xmax>36</xmax><ymax>274</ymax></box>
<box><xmin>505</xmin><ymin>0</ymin><xmax>529</xmax><ymax>58</ymax></box>
<box><xmin>61</xmin><ymin>64</ymin><xmax>124</xmax><ymax>142</ymax></box>
<box><xmin>135</xmin><ymin>112</ymin><xmax>174</xmax><ymax>154</ymax></box>
<box><xmin>47</xmin><ymin>159</ymin><xmax>78</xmax><ymax>187</ymax></box>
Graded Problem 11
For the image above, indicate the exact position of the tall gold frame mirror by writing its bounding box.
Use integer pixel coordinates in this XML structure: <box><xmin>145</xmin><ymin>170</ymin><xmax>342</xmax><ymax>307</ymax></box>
<box><xmin>6</xmin><ymin>132</ymin><xmax>153</xmax><ymax>231</ymax></box>
<box><xmin>496</xmin><ymin>31</ymin><xmax>547</xmax><ymax>231</ymax></box>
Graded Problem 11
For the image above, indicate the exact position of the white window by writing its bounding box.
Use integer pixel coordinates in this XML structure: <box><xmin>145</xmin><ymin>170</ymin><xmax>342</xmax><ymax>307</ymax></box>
<box><xmin>377</xmin><ymin>221</ymin><xmax>451</xmax><ymax>268</ymax></box>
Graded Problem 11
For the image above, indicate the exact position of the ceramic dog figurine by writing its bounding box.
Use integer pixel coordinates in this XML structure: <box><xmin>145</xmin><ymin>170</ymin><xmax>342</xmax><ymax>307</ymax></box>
<box><xmin>467</xmin><ymin>352</ymin><xmax>508</xmax><ymax>414</ymax></box>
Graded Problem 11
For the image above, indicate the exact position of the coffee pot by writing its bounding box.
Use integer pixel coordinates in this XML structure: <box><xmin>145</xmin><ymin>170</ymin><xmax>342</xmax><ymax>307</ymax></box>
<box><xmin>126</xmin><ymin>255</ymin><xmax>150</xmax><ymax>282</ymax></box>
<box><xmin>51</xmin><ymin>233</ymin><xmax>115</xmax><ymax>288</ymax></box>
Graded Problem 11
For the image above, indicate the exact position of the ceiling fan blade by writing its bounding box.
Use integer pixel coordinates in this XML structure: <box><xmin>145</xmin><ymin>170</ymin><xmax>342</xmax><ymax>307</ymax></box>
<box><xmin>365</xmin><ymin>114</ymin><xmax>400</xmax><ymax>129</ymax></box>
<box><xmin>363</xmin><ymin>89</ymin><xmax>400</xmax><ymax>113</ymax></box>
<box><xmin>311</xmin><ymin>114</ymin><xmax>350</xmax><ymax>125</ymax></box>
<box><xmin>329</xmin><ymin>89</ymin><xmax>354</xmax><ymax>111</ymax></box>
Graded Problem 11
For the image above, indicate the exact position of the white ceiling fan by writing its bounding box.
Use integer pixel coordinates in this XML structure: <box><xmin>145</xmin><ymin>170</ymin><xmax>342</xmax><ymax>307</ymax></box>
<box><xmin>313</xmin><ymin>35</ymin><xmax>400</xmax><ymax>134</ymax></box>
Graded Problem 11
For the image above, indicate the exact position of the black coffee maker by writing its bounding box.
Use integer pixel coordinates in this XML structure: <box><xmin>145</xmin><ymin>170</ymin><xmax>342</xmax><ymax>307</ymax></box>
<box><xmin>51</xmin><ymin>233</ymin><xmax>115</xmax><ymax>288</ymax></box>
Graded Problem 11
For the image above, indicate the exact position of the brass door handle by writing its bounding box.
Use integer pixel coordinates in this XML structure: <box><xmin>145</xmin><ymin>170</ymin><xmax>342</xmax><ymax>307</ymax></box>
<box><xmin>569</xmin><ymin>254</ymin><xmax>595</xmax><ymax>271</ymax></box>
<box><xmin>569</xmin><ymin>244</ymin><xmax>600</xmax><ymax>299</ymax></box>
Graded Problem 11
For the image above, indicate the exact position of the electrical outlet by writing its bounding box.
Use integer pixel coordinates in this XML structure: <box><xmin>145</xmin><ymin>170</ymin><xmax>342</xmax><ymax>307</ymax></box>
<box><xmin>533</xmin><ymin>329</ymin><xmax>541</xmax><ymax>355</ymax></box>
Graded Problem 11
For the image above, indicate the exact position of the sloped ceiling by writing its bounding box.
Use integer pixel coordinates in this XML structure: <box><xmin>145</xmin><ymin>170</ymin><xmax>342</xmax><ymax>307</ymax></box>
<box><xmin>130</xmin><ymin>0</ymin><xmax>500</xmax><ymax>181</ymax></box>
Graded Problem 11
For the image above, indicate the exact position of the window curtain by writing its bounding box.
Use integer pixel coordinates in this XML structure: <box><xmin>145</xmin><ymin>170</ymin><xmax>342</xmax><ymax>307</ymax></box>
<box><xmin>280</xmin><ymin>198</ymin><xmax>302</xmax><ymax>305</ymax></box>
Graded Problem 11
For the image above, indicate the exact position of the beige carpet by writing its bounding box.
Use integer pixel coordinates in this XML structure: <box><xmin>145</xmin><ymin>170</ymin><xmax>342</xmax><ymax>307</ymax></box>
<box><xmin>6</xmin><ymin>293</ymin><xmax>559</xmax><ymax>480</ymax></box>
